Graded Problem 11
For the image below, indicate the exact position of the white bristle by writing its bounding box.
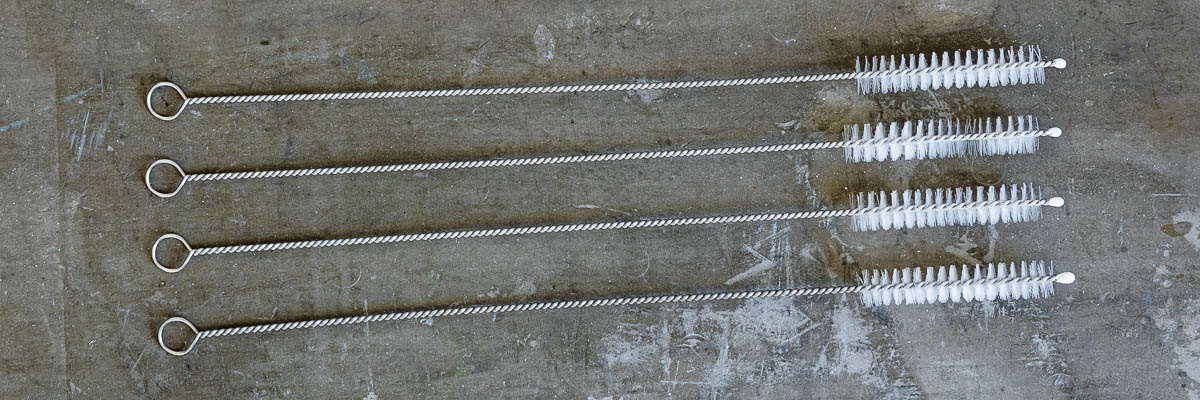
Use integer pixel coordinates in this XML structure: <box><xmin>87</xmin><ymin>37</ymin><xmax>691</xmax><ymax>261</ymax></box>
<box><xmin>857</xmin><ymin>261</ymin><xmax>1058</xmax><ymax>306</ymax></box>
<box><xmin>850</xmin><ymin>183</ymin><xmax>1047</xmax><ymax>231</ymax></box>
<box><xmin>842</xmin><ymin>115</ymin><xmax>1043</xmax><ymax>162</ymax></box>
<box><xmin>855</xmin><ymin>45</ymin><xmax>1047</xmax><ymax>94</ymax></box>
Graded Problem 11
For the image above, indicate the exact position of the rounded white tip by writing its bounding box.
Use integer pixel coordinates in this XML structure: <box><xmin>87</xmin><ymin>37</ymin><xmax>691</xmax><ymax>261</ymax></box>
<box><xmin>1052</xmin><ymin>58</ymin><xmax>1067</xmax><ymax>69</ymax></box>
<box><xmin>1046</xmin><ymin>127</ymin><xmax>1062</xmax><ymax>137</ymax></box>
<box><xmin>1053</xmin><ymin>272</ymin><xmax>1076</xmax><ymax>284</ymax></box>
<box><xmin>1046</xmin><ymin>197</ymin><xmax>1065</xmax><ymax>207</ymax></box>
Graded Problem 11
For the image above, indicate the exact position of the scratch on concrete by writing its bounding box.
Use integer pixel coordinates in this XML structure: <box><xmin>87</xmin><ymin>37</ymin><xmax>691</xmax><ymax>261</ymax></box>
<box><xmin>1026</xmin><ymin>332</ymin><xmax>1073</xmax><ymax>391</ymax></box>
<box><xmin>62</xmin><ymin>110</ymin><xmax>112</xmax><ymax>161</ymax></box>
<box><xmin>724</xmin><ymin>245</ymin><xmax>777</xmax><ymax>285</ymax></box>
<box><xmin>1</xmin><ymin>84</ymin><xmax>101</xmax><ymax>133</ymax></box>
<box><xmin>658</xmin><ymin>321</ymin><xmax>672</xmax><ymax>378</ymax></box>
<box><xmin>462</xmin><ymin>41</ymin><xmax>490</xmax><ymax>82</ymax></box>
<box><xmin>945</xmin><ymin>226</ymin><xmax>997</xmax><ymax>265</ymax></box>
<box><xmin>599</xmin><ymin>297</ymin><xmax>814</xmax><ymax>396</ymax></box>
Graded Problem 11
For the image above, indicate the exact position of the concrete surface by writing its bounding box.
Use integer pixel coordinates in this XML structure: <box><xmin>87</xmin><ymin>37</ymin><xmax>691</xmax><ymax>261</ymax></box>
<box><xmin>2</xmin><ymin>0</ymin><xmax>1198</xmax><ymax>398</ymax></box>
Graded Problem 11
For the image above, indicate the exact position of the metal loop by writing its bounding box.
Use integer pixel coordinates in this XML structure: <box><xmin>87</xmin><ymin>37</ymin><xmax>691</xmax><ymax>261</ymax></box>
<box><xmin>158</xmin><ymin>317</ymin><xmax>200</xmax><ymax>356</ymax></box>
<box><xmin>146</xmin><ymin>82</ymin><xmax>188</xmax><ymax>121</ymax></box>
<box><xmin>145</xmin><ymin>159</ymin><xmax>188</xmax><ymax>198</ymax></box>
<box><xmin>152</xmin><ymin>233</ymin><xmax>194</xmax><ymax>273</ymax></box>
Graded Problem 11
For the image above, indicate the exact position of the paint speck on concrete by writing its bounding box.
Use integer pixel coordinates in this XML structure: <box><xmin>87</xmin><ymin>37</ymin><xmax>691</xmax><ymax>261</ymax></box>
<box><xmin>722</xmin><ymin>298</ymin><xmax>813</xmax><ymax>345</ymax></box>
<box><xmin>512</xmin><ymin>281</ymin><xmax>536</xmax><ymax>296</ymax></box>
<box><xmin>533</xmin><ymin>24</ymin><xmax>555</xmax><ymax>61</ymax></box>
<box><xmin>1152</xmin><ymin>298</ymin><xmax>1200</xmax><ymax>399</ymax></box>
<box><xmin>356</xmin><ymin>60</ymin><xmax>378</xmax><ymax>85</ymax></box>
<box><xmin>1154</xmin><ymin>265</ymin><xmax>1173</xmax><ymax>288</ymax></box>
<box><xmin>599</xmin><ymin>333</ymin><xmax>658</xmax><ymax>369</ymax></box>
<box><xmin>820</xmin><ymin>305</ymin><xmax>875</xmax><ymax>376</ymax></box>
<box><xmin>688</xmin><ymin>298</ymin><xmax>813</xmax><ymax>394</ymax></box>
<box><xmin>625</xmin><ymin>78</ymin><xmax>664</xmax><ymax>104</ymax></box>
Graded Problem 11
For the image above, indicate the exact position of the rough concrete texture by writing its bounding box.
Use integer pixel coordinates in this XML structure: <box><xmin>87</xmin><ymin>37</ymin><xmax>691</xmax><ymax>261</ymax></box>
<box><xmin>1</xmin><ymin>0</ymin><xmax>1198</xmax><ymax>398</ymax></box>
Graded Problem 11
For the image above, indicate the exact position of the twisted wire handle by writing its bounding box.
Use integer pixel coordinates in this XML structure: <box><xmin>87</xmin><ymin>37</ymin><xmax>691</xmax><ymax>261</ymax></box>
<box><xmin>147</xmin><ymin>59</ymin><xmax>1062</xmax><ymax>120</ymax></box>
<box><xmin>158</xmin><ymin>272</ymin><xmax>1073</xmax><ymax>356</ymax></box>
<box><xmin>145</xmin><ymin>128</ymin><xmax>1058</xmax><ymax>198</ymax></box>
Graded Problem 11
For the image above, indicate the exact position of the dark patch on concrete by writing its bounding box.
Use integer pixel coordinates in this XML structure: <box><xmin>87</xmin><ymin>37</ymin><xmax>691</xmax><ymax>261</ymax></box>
<box><xmin>820</xmin><ymin>26</ymin><xmax>1014</xmax><ymax>71</ymax></box>
<box><xmin>908</xmin><ymin>161</ymin><xmax>1007</xmax><ymax>189</ymax></box>
<box><xmin>810</xmin><ymin>165</ymin><xmax>890</xmax><ymax>207</ymax></box>
<box><xmin>804</xmin><ymin>94</ymin><xmax>882</xmax><ymax>135</ymax></box>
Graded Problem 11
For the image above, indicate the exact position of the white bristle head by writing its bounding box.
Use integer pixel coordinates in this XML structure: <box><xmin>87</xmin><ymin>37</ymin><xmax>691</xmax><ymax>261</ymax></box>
<box><xmin>850</xmin><ymin>183</ymin><xmax>1048</xmax><ymax>231</ymax></box>
<box><xmin>855</xmin><ymin>45</ymin><xmax>1048</xmax><ymax>94</ymax></box>
<box><xmin>842</xmin><ymin>115</ymin><xmax>1043</xmax><ymax>162</ymax></box>
<box><xmin>857</xmin><ymin>261</ymin><xmax>1063</xmax><ymax>306</ymax></box>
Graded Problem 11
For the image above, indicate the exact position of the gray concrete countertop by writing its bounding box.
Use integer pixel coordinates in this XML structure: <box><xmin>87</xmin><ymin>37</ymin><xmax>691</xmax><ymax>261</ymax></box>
<box><xmin>2</xmin><ymin>1</ymin><xmax>1197</xmax><ymax>398</ymax></box>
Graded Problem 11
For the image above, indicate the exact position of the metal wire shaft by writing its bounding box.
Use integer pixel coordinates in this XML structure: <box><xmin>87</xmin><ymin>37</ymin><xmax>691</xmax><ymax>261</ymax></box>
<box><xmin>157</xmin><ymin>270</ymin><xmax>1075</xmax><ymax>356</ymax></box>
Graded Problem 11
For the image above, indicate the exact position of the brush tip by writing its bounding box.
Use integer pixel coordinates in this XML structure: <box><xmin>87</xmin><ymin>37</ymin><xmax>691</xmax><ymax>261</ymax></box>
<box><xmin>1047</xmin><ymin>127</ymin><xmax>1063</xmax><ymax>137</ymax></box>
<box><xmin>1052</xmin><ymin>58</ymin><xmax>1068</xmax><ymax>69</ymax></box>
<box><xmin>1053</xmin><ymin>272</ymin><xmax>1076</xmax><ymax>284</ymax></box>
<box><xmin>1047</xmin><ymin>197</ymin><xmax>1065</xmax><ymax>207</ymax></box>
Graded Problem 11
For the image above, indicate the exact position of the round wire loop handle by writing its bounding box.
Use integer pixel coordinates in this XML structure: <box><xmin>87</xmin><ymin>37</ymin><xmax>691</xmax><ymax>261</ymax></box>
<box><xmin>157</xmin><ymin>272</ymin><xmax>1074</xmax><ymax>356</ymax></box>
<box><xmin>146</xmin><ymin>82</ymin><xmax>189</xmax><ymax>121</ymax></box>
<box><xmin>149</xmin><ymin>197</ymin><xmax>1063</xmax><ymax>273</ymax></box>
<box><xmin>152</xmin><ymin>233</ymin><xmax>194</xmax><ymax>273</ymax></box>
<box><xmin>158</xmin><ymin>317</ymin><xmax>200</xmax><ymax>356</ymax></box>
<box><xmin>145</xmin><ymin>159</ymin><xmax>188</xmax><ymax>198</ymax></box>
